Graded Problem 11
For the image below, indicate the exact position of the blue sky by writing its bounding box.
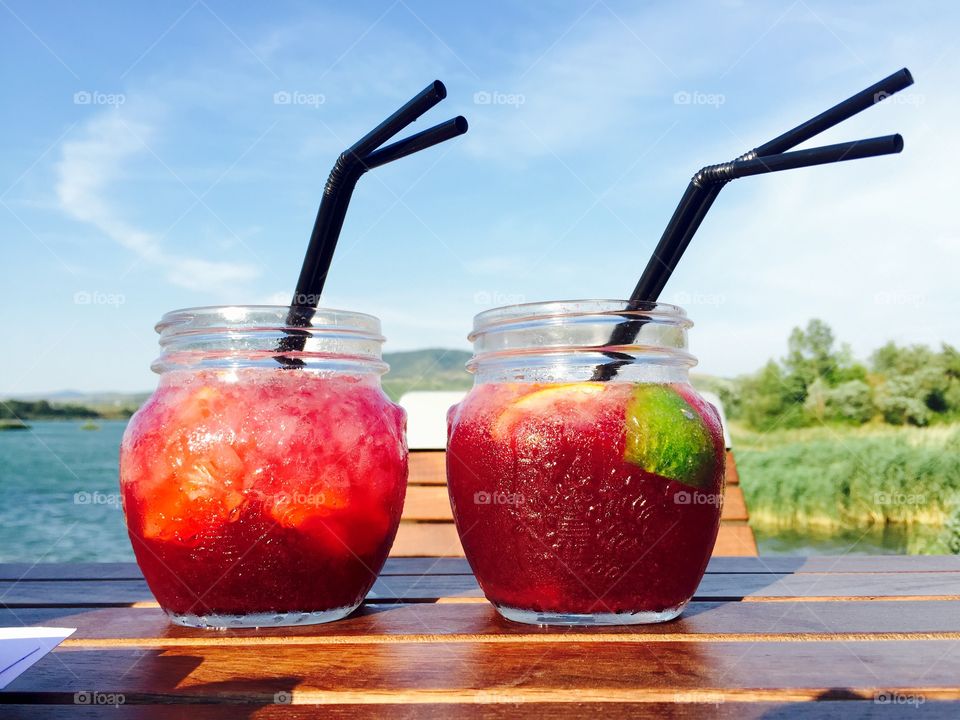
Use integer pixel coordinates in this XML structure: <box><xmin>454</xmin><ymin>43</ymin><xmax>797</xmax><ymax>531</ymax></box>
<box><xmin>0</xmin><ymin>0</ymin><xmax>956</xmax><ymax>393</ymax></box>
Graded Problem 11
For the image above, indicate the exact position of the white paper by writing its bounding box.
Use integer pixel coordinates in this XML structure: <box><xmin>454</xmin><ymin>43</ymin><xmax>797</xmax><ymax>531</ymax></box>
<box><xmin>0</xmin><ymin>627</ymin><xmax>75</xmax><ymax>689</ymax></box>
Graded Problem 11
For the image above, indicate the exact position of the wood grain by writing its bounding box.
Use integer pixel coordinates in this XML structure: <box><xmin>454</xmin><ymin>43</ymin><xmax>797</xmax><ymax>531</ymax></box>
<box><xmin>3</xmin><ymin>557</ymin><xmax>960</xmax><ymax>713</ymax></box>
<box><xmin>721</xmin><ymin>486</ymin><xmax>748</xmax><ymax>522</ymax></box>
<box><xmin>400</xmin><ymin>486</ymin><xmax>453</xmax><ymax>521</ymax></box>
<box><xmin>6</xmin><ymin>641</ymin><xmax>960</xmax><ymax>703</ymax></box>
<box><xmin>724</xmin><ymin>450</ymin><xmax>739</xmax><ymax>485</ymax></box>
<box><xmin>6</xmin><ymin>600</ymin><xmax>960</xmax><ymax>645</ymax></box>
<box><xmin>408</xmin><ymin>452</ymin><xmax>447</xmax><ymax>486</ymax></box>
<box><xmin>391</xmin><ymin>523</ymin><xmax>465</xmax><ymax>557</ymax></box>
<box><xmin>2</xmin><ymin>703</ymin><xmax>958</xmax><ymax>719</ymax></box>
<box><xmin>712</xmin><ymin>524</ymin><xmax>758</xmax><ymax>557</ymax></box>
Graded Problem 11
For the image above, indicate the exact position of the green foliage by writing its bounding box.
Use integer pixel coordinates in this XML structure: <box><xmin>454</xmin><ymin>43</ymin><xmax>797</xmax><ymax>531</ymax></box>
<box><xmin>875</xmin><ymin>376</ymin><xmax>931</xmax><ymax>426</ymax></box>
<box><xmin>729</xmin><ymin>320</ymin><xmax>959</xmax><ymax>430</ymax></box>
<box><xmin>0</xmin><ymin>400</ymin><xmax>100</xmax><ymax>421</ymax></box>
<box><xmin>804</xmin><ymin>379</ymin><xmax>874</xmax><ymax>424</ymax></box>
<box><xmin>736</xmin><ymin>424</ymin><xmax>960</xmax><ymax>531</ymax></box>
<box><xmin>737</xmin><ymin>361</ymin><xmax>805</xmax><ymax>431</ymax></box>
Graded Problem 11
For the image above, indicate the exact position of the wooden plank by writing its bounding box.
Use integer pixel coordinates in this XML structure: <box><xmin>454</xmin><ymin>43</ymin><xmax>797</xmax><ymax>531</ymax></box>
<box><xmin>6</xmin><ymin>572</ymin><xmax>960</xmax><ymax>606</ymax></box>
<box><xmin>724</xmin><ymin>451</ymin><xmax>739</xmax><ymax>485</ymax></box>
<box><xmin>391</xmin><ymin>523</ymin><xmax>464</xmax><ymax>557</ymax></box>
<box><xmin>7</xmin><ymin>600</ymin><xmax>960</xmax><ymax>645</ymax></box>
<box><xmin>713</xmin><ymin>524</ymin><xmax>758</xmax><ymax>557</ymax></box>
<box><xmin>721</xmin><ymin>486</ymin><xmax>748</xmax><ymax>522</ymax></box>
<box><xmin>408</xmin><ymin>451</ymin><xmax>447</xmax><ymax>486</ymax></box>
<box><xmin>2</xmin><ymin>703</ymin><xmax>958</xmax><ymax>719</ymax></box>
<box><xmin>0</xmin><ymin>564</ymin><xmax>144</xmax><ymax>581</ymax></box>
<box><xmin>381</xmin><ymin>558</ymin><xmax>471</xmax><ymax>575</ymax></box>
<box><xmin>400</xmin><ymin>487</ymin><xmax>452</xmax><ymax>522</ymax></box>
<box><xmin>5</xmin><ymin>641</ymin><xmax>960</xmax><ymax>702</ymax></box>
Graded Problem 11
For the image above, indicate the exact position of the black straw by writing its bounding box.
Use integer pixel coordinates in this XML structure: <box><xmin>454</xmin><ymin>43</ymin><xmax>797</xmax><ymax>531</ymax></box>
<box><xmin>592</xmin><ymin>69</ymin><xmax>913</xmax><ymax>381</ymax></box>
<box><xmin>276</xmin><ymin>82</ymin><xmax>467</xmax><ymax>363</ymax></box>
<box><xmin>364</xmin><ymin>117</ymin><xmax>468</xmax><ymax>170</ymax></box>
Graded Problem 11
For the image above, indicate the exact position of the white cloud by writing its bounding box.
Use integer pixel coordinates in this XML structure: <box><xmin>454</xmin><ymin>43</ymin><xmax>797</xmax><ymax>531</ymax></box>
<box><xmin>55</xmin><ymin>112</ymin><xmax>259</xmax><ymax>294</ymax></box>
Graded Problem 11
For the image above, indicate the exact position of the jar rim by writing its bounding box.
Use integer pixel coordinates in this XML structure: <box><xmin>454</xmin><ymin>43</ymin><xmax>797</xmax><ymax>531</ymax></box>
<box><xmin>156</xmin><ymin>305</ymin><xmax>383</xmax><ymax>338</ymax></box>
<box><xmin>151</xmin><ymin>305</ymin><xmax>387</xmax><ymax>375</ymax></box>
<box><xmin>470</xmin><ymin>299</ymin><xmax>691</xmax><ymax>340</ymax></box>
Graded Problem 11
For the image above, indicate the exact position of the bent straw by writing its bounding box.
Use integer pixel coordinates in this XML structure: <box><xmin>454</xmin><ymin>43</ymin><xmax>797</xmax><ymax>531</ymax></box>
<box><xmin>276</xmin><ymin>83</ymin><xmax>466</xmax><ymax>362</ymax></box>
<box><xmin>289</xmin><ymin>81</ymin><xmax>449</xmax><ymax>316</ymax></box>
<box><xmin>706</xmin><ymin>134</ymin><xmax>903</xmax><ymax>180</ymax></box>
<box><xmin>636</xmin><ymin>68</ymin><xmax>914</xmax><ymax>306</ymax></box>
<box><xmin>591</xmin><ymin>69</ymin><xmax>913</xmax><ymax>381</ymax></box>
<box><xmin>364</xmin><ymin>116</ymin><xmax>468</xmax><ymax>169</ymax></box>
<box><xmin>286</xmin><ymin>116</ymin><xmax>468</xmax><ymax>313</ymax></box>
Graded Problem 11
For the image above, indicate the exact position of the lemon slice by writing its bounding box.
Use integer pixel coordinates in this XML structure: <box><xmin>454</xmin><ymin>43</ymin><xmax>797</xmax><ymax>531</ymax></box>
<box><xmin>492</xmin><ymin>383</ymin><xmax>606</xmax><ymax>439</ymax></box>
<box><xmin>624</xmin><ymin>385</ymin><xmax>717</xmax><ymax>489</ymax></box>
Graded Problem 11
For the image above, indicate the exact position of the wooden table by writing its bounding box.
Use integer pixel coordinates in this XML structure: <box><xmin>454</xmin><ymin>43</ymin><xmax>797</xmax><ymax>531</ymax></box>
<box><xmin>3</xmin><ymin>557</ymin><xmax>960</xmax><ymax>717</ymax></box>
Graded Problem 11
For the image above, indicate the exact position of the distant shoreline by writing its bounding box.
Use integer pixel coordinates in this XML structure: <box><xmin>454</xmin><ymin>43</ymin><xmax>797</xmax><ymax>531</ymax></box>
<box><xmin>0</xmin><ymin>399</ymin><xmax>136</xmax><ymax>422</ymax></box>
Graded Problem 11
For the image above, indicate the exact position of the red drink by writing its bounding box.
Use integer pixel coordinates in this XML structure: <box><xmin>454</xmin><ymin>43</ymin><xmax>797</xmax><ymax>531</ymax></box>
<box><xmin>119</xmin><ymin>307</ymin><xmax>407</xmax><ymax>628</ymax></box>
<box><xmin>448</xmin><ymin>301</ymin><xmax>724</xmax><ymax>625</ymax></box>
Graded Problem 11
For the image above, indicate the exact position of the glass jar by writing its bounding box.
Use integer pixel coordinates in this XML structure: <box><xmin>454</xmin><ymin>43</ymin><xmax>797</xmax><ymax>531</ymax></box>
<box><xmin>120</xmin><ymin>306</ymin><xmax>407</xmax><ymax>628</ymax></box>
<box><xmin>446</xmin><ymin>300</ymin><xmax>725</xmax><ymax>625</ymax></box>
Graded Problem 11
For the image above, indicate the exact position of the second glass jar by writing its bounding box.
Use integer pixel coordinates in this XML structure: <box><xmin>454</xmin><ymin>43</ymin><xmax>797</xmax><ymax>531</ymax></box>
<box><xmin>446</xmin><ymin>300</ymin><xmax>725</xmax><ymax>625</ymax></box>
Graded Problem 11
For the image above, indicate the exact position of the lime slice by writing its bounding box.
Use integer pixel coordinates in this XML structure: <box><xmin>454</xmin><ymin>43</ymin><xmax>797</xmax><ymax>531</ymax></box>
<box><xmin>624</xmin><ymin>385</ymin><xmax>716</xmax><ymax>489</ymax></box>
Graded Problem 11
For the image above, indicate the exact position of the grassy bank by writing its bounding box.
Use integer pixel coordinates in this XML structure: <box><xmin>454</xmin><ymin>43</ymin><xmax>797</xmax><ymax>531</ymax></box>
<box><xmin>733</xmin><ymin>423</ymin><xmax>960</xmax><ymax>553</ymax></box>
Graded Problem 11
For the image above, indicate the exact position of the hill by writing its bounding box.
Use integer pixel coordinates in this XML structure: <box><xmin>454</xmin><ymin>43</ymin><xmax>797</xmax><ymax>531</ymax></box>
<box><xmin>382</xmin><ymin>349</ymin><xmax>473</xmax><ymax>400</ymax></box>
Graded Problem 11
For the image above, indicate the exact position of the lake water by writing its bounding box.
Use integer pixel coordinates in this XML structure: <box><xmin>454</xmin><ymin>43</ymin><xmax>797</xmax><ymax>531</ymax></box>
<box><xmin>0</xmin><ymin>421</ymin><xmax>933</xmax><ymax>561</ymax></box>
<box><xmin>0</xmin><ymin>420</ymin><xmax>134</xmax><ymax>562</ymax></box>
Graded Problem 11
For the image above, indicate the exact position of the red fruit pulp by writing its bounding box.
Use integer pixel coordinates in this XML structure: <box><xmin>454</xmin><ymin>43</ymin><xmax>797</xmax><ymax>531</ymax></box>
<box><xmin>119</xmin><ymin>369</ymin><xmax>407</xmax><ymax>620</ymax></box>
<box><xmin>446</xmin><ymin>382</ymin><xmax>724</xmax><ymax>618</ymax></box>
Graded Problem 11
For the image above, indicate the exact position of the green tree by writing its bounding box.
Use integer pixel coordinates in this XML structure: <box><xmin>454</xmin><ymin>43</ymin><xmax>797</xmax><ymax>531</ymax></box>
<box><xmin>738</xmin><ymin>361</ymin><xmax>804</xmax><ymax>430</ymax></box>
<box><xmin>875</xmin><ymin>376</ymin><xmax>930</xmax><ymax>426</ymax></box>
<box><xmin>784</xmin><ymin>319</ymin><xmax>867</xmax><ymax>396</ymax></box>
